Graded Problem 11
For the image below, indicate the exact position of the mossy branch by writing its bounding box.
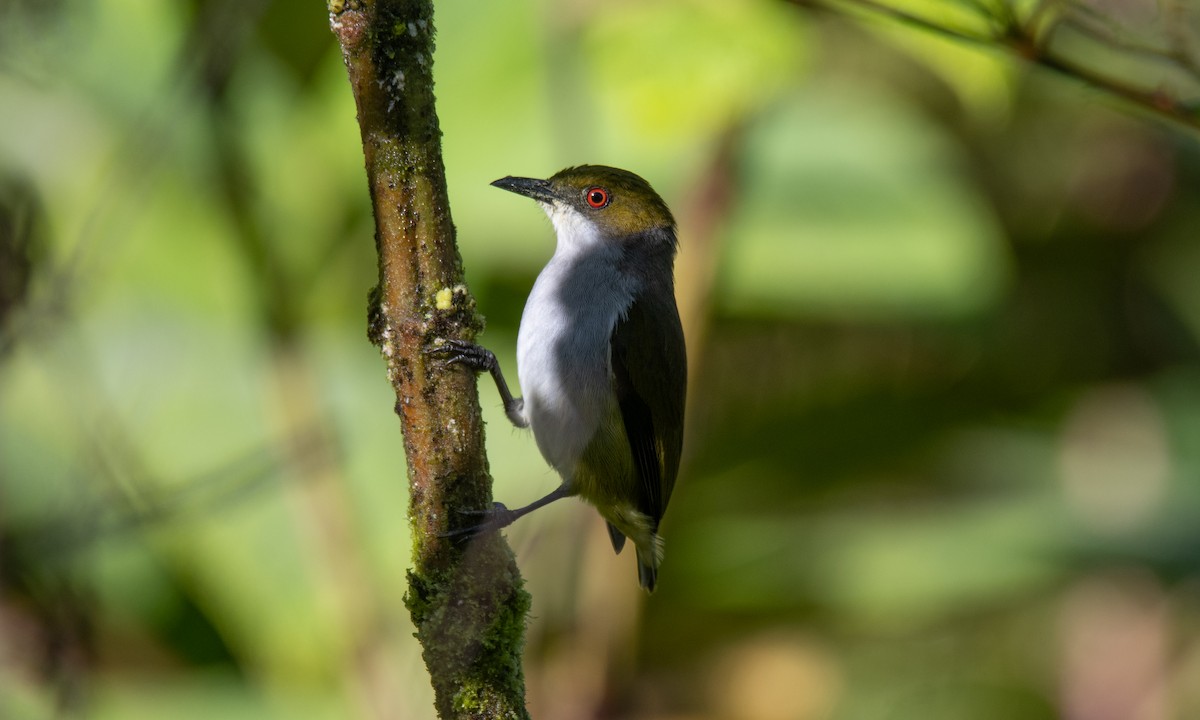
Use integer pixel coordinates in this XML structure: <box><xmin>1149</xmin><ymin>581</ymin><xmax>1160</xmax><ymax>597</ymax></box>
<box><xmin>328</xmin><ymin>1</ymin><xmax>531</xmax><ymax>718</ymax></box>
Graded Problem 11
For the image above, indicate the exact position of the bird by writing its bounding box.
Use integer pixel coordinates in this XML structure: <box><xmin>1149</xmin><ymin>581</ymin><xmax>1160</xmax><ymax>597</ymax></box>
<box><xmin>430</xmin><ymin>165</ymin><xmax>687</xmax><ymax>592</ymax></box>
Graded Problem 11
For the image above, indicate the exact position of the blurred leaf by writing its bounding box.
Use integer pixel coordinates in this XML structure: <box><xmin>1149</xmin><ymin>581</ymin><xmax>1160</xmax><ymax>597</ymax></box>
<box><xmin>584</xmin><ymin>0</ymin><xmax>807</xmax><ymax>147</ymax></box>
<box><xmin>91</xmin><ymin>672</ymin><xmax>337</xmax><ymax>720</ymax></box>
<box><xmin>871</xmin><ymin>23</ymin><xmax>1016</xmax><ymax>123</ymax></box>
<box><xmin>435</xmin><ymin>0</ymin><xmax>559</xmax><ymax>270</ymax></box>
<box><xmin>721</xmin><ymin>87</ymin><xmax>1011</xmax><ymax>318</ymax></box>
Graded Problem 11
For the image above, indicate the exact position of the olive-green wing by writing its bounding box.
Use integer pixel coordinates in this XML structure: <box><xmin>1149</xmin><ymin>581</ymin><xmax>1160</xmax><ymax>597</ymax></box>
<box><xmin>610</xmin><ymin>288</ymin><xmax>687</xmax><ymax>529</ymax></box>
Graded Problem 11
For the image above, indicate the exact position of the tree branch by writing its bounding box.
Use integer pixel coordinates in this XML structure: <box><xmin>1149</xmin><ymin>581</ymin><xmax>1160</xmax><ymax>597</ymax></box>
<box><xmin>791</xmin><ymin>0</ymin><xmax>1200</xmax><ymax>131</ymax></box>
<box><xmin>327</xmin><ymin>1</ymin><xmax>531</xmax><ymax>718</ymax></box>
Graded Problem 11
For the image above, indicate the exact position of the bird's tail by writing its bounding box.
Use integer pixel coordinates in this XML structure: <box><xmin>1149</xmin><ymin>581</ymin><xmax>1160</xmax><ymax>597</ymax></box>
<box><xmin>635</xmin><ymin>533</ymin><xmax>665</xmax><ymax>593</ymax></box>
<box><xmin>637</xmin><ymin>555</ymin><xmax>657</xmax><ymax>592</ymax></box>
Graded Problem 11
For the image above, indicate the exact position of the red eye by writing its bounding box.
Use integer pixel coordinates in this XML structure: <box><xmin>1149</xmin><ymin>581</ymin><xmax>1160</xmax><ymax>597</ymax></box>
<box><xmin>585</xmin><ymin>187</ymin><xmax>609</xmax><ymax>208</ymax></box>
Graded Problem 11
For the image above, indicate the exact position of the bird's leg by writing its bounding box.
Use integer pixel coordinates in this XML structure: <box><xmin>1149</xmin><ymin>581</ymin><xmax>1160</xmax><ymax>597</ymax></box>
<box><xmin>442</xmin><ymin>484</ymin><xmax>572</xmax><ymax>540</ymax></box>
<box><xmin>427</xmin><ymin>339</ymin><xmax>528</xmax><ymax>428</ymax></box>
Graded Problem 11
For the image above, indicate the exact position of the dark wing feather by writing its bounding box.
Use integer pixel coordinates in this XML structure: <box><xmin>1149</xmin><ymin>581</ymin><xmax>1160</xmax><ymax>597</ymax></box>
<box><xmin>610</xmin><ymin>287</ymin><xmax>687</xmax><ymax>529</ymax></box>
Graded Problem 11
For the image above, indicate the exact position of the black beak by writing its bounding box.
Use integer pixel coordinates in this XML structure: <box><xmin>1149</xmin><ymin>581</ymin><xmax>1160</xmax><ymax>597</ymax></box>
<box><xmin>491</xmin><ymin>176</ymin><xmax>557</xmax><ymax>203</ymax></box>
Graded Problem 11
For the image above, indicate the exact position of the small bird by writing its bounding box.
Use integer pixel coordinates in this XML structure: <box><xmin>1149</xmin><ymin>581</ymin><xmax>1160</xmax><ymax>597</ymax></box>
<box><xmin>431</xmin><ymin>165</ymin><xmax>687</xmax><ymax>592</ymax></box>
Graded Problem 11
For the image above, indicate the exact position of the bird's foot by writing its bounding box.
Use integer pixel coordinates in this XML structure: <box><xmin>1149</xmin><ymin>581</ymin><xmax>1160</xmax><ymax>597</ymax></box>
<box><xmin>425</xmin><ymin>339</ymin><xmax>496</xmax><ymax>373</ymax></box>
<box><xmin>440</xmin><ymin>502</ymin><xmax>514</xmax><ymax>540</ymax></box>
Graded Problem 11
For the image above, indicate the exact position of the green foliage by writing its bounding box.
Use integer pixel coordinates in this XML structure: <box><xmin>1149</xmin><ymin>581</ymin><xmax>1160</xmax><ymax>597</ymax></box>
<box><xmin>2</xmin><ymin>0</ymin><xmax>1200</xmax><ymax>718</ymax></box>
<box><xmin>722</xmin><ymin>89</ymin><xmax>1010</xmax><ymax>317</ymax></box>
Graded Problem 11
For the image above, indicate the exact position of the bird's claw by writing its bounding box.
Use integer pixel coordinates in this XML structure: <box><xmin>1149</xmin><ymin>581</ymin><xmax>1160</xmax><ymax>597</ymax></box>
<box><xmin>457</xmin><ymin>501</ymin><xmax>508</xmax><ymax>517</ymax></box>
<box><xmin>439</xmin><ymin>502</ymin><xmax>511</xmax><ymax>540</ymax></box>
<box><xmin>425</xmin><ymin>339</ymin><xmax>494</xmax><ymax>373</ymax></box>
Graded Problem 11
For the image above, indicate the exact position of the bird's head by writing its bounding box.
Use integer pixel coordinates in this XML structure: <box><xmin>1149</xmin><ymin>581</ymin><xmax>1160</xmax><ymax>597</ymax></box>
<box><xmin>491</xmin><ymin>165</ymin><xmax>675</xmax><ymax>249</ymax></box>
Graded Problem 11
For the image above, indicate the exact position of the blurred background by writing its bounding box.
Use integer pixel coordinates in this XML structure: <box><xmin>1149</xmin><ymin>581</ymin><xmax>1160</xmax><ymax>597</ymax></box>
<box><xmin>3</xmin><ymin>0</ymin><xmax>1200</xmax><ymax>718</ymax></box>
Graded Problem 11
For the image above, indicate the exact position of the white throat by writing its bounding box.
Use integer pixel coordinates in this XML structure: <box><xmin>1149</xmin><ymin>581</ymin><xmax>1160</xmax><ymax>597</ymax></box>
<box><xmin>539</xmin><ymin>202</ymin><xmax>607</xmax><ymax>255</ymax></box>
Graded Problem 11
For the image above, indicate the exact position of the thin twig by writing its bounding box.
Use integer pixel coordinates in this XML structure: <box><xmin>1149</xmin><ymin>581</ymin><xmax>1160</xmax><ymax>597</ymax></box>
<box><xmin>792</xmin><ymin>0</ymin><xmax>1200</xmax><ymax>131</ymax></box>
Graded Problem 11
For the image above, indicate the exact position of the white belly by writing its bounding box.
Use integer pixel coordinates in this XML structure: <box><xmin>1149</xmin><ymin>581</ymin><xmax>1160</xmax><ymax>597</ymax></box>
<box><xmin>517</xmin><ymin>247</ymin><xmax>634</xmax><ymax>478</ymax></box>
